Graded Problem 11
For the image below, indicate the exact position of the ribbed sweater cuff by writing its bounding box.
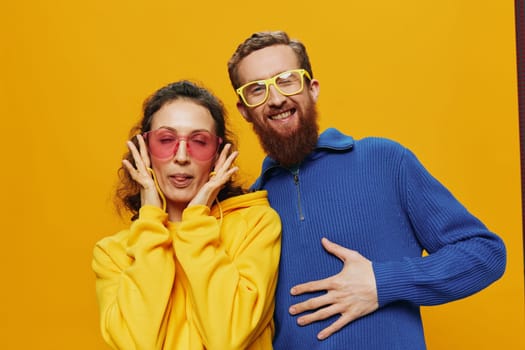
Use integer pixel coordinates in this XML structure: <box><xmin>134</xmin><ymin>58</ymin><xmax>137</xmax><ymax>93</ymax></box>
<box><xmin>373</xmin><ymin>260</ymin><xmax>416</xmax><ymax>307</ymax></box>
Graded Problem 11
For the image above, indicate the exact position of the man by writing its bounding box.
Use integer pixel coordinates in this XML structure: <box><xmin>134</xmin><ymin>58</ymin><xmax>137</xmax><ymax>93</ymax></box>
<box><xmin>227</xmin><ymin>31</ymin><xmax>506</xmax><ymax>349</ymax></box>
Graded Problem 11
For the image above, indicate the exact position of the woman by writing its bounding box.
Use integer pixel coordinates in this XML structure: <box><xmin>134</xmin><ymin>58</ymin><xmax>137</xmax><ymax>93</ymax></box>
<box><xmin>92</xmin><ymin>81</ymin><xmax>281</xmax><ymax>350</ymax></box>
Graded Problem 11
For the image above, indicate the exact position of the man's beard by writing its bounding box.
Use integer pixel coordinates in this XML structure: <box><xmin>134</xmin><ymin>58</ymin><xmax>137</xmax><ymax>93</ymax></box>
<box><xmin>251</xmin><ymin>104</ymin><xmax>319</xmax><ymax>167</ymax></box>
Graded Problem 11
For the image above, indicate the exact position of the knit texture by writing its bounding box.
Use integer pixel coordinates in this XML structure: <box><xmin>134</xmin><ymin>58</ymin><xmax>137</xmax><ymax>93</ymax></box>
<box><xmin>253</xmin><ymin>128</ymin><xmax>506</xmax><ymax>350</ymax></box>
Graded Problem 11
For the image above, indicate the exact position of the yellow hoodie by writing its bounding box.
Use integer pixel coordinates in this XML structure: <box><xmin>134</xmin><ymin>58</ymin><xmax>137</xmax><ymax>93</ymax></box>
<box><xmin>92</xmin><ymin>190</ymin><xmax>281</xmax><ymax>350</ymax></box>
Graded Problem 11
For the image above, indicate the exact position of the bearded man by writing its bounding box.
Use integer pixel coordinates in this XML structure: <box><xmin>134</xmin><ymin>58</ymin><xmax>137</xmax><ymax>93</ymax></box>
<box><xmin>227</xmin><ymin>31</ymin><xmax>506</xmax><ymax>350</ymax></box>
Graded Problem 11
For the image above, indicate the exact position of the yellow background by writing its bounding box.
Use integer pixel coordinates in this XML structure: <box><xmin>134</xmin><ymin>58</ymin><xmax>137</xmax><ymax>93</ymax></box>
<box><xmin>1</xmin><ymin>0</ymin><xmax>523</xmax><ymax>349</ymax></box>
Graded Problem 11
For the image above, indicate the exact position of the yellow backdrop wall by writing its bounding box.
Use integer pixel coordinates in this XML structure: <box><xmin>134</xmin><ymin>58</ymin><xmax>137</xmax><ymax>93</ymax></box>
<box><xmin>1</xmin><ymin>0</ymin><xmax>523</xmax><ymax>349</ymax></box>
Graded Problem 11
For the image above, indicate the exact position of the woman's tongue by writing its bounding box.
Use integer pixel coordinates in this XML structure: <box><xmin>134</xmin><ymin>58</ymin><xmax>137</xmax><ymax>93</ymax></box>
<box><xmin>171</xmin><ymin>174</ymin><xmax>193</xmax><ymax>187</ymax></box>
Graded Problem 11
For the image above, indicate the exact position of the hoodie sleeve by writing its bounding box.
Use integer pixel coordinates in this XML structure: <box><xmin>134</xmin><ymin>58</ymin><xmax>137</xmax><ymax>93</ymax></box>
<box><xmin>92</xmin><ymin>205</ymin><xmax>175</xmax><ymax>350</ymax></box>
<box><xmin>373</xmin><ymin>148</ymin><xmax>506</xmax><ymax>306</ymax></box>
<box><xmin>172</xmin><ymin>204</ymin><xmax>281</xmax><ymax>350</ymax></box>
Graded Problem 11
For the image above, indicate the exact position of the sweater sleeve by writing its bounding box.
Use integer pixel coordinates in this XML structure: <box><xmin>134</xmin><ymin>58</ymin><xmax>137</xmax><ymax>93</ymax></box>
<box><xmin>92</xmin><ymin>205</ymin><xmax>175</xmax><ymax>350</ymax></box>
<box><xmin>373</xmin><ymin>148</ymin><xmax>506</xmax><ymax>307</ymax></box>
<box><xmin>172</xmin><ymin>204</ymin><xmax>281</xmax><ymax>350</ymax></box>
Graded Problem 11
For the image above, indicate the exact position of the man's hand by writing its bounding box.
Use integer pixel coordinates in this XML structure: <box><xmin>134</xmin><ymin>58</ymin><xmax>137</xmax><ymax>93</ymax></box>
<box><xmin>289</xmin><ymin>237</ymin><xmax>379</xmax><ymax>340</ymax></box>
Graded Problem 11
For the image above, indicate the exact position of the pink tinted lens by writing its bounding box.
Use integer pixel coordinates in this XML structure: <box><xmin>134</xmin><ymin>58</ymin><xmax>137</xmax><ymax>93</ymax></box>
<box><xmin>186</xmin><ymin>132</ymin><xmax>220</xmax><ymax>161</ymax></box>
<box><xmin>145</xmin><ymin>129</ymin><xmax>220</xmax><ymax>161</ymax></box>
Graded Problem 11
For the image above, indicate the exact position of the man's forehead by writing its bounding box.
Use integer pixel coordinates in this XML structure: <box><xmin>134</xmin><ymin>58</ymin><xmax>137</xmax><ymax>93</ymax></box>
<box><xmin>237</xmin><ymin>45</ymin><xmax>300</xmax><ymax>82</ymax></box>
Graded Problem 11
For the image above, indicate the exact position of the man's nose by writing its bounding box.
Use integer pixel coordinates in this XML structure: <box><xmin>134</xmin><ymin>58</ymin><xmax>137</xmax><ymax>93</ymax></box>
<box><xmin>267</xmin><ymin>84</ymin><xmax>286</xmax><ymax>106</ymax></box>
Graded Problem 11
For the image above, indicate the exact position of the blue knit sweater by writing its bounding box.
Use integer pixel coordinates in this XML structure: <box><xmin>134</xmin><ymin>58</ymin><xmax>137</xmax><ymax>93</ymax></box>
<box><xmin>252</xmin><ymin>128</ymin><xmax>506</xmax><ymax>350</ymax></box>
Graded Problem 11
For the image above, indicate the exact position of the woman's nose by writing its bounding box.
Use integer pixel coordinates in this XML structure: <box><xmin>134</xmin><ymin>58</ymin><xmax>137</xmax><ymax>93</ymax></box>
<box><xmin>174</xmin><ymin>140</ymin><xmax>190</xmax><ymax>163</ymax></box>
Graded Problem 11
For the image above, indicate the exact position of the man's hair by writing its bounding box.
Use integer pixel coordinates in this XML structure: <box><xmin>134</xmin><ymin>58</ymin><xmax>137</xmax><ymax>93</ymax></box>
<box><xmin>227</xmin><ymin>31</ymin><xmax>314</xmax><ymax>89</ymax></box>
<box><xmin>116</xmin><ymin>80</ymin><xmax>246</xmax><ymax>220</ymax></box>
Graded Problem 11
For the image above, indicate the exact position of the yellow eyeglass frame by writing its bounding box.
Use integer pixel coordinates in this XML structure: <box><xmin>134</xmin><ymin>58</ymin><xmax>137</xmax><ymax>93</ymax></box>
<box><xmin>236</xmin><ymin>68</ymin><xmax>312</xmax><ymax>108</ymax></box>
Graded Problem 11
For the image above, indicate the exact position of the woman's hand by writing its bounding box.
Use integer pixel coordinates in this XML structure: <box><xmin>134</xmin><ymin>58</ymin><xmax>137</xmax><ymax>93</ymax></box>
<box><xmin>122</xmin><ymin>135</ymin><xmax>163</xmax><ymax>209</ymax></box>
<box><xmin>188</xmin><ymin>143</ymin><xmax>239</xmax><ymax>208</ymax></box>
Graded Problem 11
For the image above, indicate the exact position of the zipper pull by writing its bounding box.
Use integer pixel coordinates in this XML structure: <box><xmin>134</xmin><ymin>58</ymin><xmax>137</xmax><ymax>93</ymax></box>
<box><xmin>291</xmin><ymin>167</ymin><xmax>299</xmax><ymax>183</ymax></box>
